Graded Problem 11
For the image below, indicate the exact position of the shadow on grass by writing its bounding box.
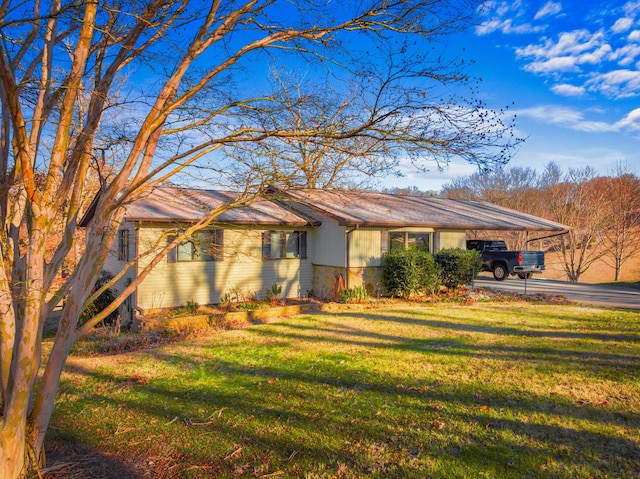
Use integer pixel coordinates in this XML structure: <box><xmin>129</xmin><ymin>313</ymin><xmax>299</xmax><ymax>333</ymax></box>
<box><xmin>56</xmin><ymin>317</ymin><xmax>640</xmax><ymax>479</ymax></box>
<box><xmin>253</xmin><ymin>315</ymin><xmax>640</xmax><ymax>379</ymax></box>
<box><xmin>43</xmin><ymin>440</ymin><xmax>143</xmax><ymax>478</ymax></box>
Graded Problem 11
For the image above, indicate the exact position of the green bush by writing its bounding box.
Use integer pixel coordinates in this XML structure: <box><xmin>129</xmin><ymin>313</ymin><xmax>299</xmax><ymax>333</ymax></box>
<box><xmin>434</xmin><ymin>248</ymin><xmax>482</xmax><ymax>289</ymax></box>
<box><xmin>382</xmin><ymin>249</ymin><xmax>440</xmax><ymax>298</ymax></box>
<box><xmin>80</xmin><ymin>270</ymin><xmax>119</xmax><ymax>326</ymax></box>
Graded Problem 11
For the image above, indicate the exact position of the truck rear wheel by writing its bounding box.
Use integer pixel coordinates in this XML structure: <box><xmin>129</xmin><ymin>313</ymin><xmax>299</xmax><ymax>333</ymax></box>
<box><xmin>517</xmin><ymin>272</ymin><xmax>532</xmax><ymax>279</ymax></box>
<box><xmin>492</xmin><ymin>263</ymin><xmax>508</xmax><ymax>281</ymax></box>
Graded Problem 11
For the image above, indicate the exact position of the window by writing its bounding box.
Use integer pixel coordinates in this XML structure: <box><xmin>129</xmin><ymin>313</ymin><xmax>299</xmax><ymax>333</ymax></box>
<box><xmin>262</xmin><ymin>231</ymin><xmax>307</xmax><ymax>260</ymax></box>
<box><xmin>389</xmin><ymin>232</ymin><xmax>431</xmax><ymax>253</ymax></box>
<box><xmin>167</xmin><ymin>230</ymin><xmax>224</xmax><ymax>263</ymax></box>
<box><xmin>118</xmin><ymin>228</ymin><xmax>129</xmax><ymax>261</ymax></box>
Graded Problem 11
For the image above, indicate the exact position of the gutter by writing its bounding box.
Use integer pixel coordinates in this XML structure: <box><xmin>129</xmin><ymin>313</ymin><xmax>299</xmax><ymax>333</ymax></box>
<box><xmin>526</xmin><ymin>230</ymin><xmax>571</xmax><ymax>243</ymax></box>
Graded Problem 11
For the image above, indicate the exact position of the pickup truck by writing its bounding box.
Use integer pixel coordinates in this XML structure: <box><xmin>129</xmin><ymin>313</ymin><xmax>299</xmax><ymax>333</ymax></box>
<box><xmin>466</xmin><ymin>239</ymin><xmax>545</xmax><ymax>281</ymax></box>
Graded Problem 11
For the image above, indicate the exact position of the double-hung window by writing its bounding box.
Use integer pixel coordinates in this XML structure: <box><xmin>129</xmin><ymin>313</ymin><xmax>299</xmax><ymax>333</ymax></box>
<box><xmin>389</xmin><ymin>232</ymin><xmax>431</xmax><ymax>253</ymax></box>
<box><xmin>262</xmin><ymin>231</ymin><xmax>307</xmax><ymax>260</ymax></box>
<box><xmin>167</xmin><ymin>230</ymin><xmax>224</xmax><ymax>262</ymax></box>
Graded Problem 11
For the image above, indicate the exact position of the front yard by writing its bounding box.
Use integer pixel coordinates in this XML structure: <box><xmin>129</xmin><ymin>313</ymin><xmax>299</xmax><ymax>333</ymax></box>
<box><xmin>46</xmin><ymin>301</ymin><xmax>640</xmax><ymax>478</ymax></box>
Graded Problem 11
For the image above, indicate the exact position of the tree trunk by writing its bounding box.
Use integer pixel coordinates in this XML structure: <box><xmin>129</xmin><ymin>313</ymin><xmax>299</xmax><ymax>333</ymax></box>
<box><xmin>0</xmin><ymin>418</ymin><xmax>27</xmax><ymax>478</ymax></box>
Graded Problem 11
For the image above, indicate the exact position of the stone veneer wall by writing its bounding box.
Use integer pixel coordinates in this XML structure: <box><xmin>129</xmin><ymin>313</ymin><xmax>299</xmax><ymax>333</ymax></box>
<box><xmin>312</xmin><ymin>265</ymin><xmax>384</xmax><ymax>300</ymax></box>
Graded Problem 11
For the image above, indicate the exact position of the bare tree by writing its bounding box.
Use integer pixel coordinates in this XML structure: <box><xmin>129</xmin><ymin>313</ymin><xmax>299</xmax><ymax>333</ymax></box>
<box><xmin>442</xmin><ymin>166</ymin><xmax>540</xmax><ymax>249</ymax></box>
<box><xmin>598</xmin><ymin>164</ymin><xmax>640</xmax><ymax>281</ymax></box>
<box><xmin>0</xmin><ymin>1</ymin><xmax>519</xmax><ymax>476</ymax></box>
<box><xmin>539</xmin><ymin>163</ymin><xmax>609</xmax><ymax>282</ymax></box>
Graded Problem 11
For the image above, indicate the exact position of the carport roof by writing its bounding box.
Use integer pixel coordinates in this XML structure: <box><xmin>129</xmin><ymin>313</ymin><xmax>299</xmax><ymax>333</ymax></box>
<box><xmin>282</xmin><ymin>189</ymin><xmax>569</xmax><ymax>232</ymax></box>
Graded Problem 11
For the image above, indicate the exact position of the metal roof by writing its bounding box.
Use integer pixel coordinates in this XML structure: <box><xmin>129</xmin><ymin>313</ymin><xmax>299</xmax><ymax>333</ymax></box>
<box><xmin>91</xmin><ymin>186</ymin><xmax>568</xmax><ymax>232</ymax></box>
<box><xmin>122</xmin><ymin>187</ymin><xmax>318</xmax><ymax>227</ymax></box>
<box><xmin>282</xmin><ymin>189</ymin><xmax>569</xmax><ymax>232</ymax></box>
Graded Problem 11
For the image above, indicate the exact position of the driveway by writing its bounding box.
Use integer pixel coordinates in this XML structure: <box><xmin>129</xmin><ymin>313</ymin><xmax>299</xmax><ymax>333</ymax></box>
<box><xmin>469</xmin><ymin>273</ymin><xmax>640</xmax><ymax>310</ymax></box>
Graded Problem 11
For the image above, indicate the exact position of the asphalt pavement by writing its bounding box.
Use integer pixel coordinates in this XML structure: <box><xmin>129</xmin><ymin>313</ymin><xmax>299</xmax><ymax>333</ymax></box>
<box><xmin>469</xmin><ymin>273</ymin><xmax>640</xmax><ymax>310</ymax></box>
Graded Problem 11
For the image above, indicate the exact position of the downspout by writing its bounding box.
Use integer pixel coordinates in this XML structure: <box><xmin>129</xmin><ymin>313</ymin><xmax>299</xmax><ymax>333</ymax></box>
<box><xmin>345</xmin><ymin>225</ymin><xmax>358</xmax><ymax>289</ymax></box>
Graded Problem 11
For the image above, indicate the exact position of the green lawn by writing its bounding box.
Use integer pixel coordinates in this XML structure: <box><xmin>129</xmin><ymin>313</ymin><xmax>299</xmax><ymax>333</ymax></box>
<box><xmin>48</xmin><ymin>302</ymin><xmax>640</xmax><ymax>478</ymax></box>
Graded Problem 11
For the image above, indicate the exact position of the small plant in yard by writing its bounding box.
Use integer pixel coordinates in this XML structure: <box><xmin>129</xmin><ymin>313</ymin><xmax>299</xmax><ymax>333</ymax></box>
<box><xmin>235</xmin><ymin>302</ymin><xmax>262</xmax><ymax>311</ymax></box>
<box><xmin>265</xmin><ymin>283</ymin><xmax>283</xmax><ymax>306</ymax></box>
<box><xmin>185</xmin><ymin>299</ymin><xmax>199</xmax><ymax>314</ymax></box>
<box><xmin>338</xmin><ymin>285</ymin><xmax>369</xmax><ymax>303</ymax></box>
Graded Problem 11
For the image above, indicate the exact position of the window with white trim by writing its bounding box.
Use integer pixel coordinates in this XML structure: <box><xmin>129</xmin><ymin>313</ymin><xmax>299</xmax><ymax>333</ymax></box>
<box><xmin>262</xmin><ymin>231</ymin><xmax>307</xmax><ymax>260</ymax></box>
<box><xmin>389</xmin><ymin>232</ymin><xmax>431</xmax><ymax>253</ymax></box>
<box><xmin>167</xmin><ymin>230</ymin><xmax>224</xmax><ymax>262</ymax></box>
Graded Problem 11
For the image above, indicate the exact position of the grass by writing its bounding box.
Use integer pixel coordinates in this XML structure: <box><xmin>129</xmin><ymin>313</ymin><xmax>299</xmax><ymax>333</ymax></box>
<box><xmin>48</xmin><ymin>301</ymin><xmax>640</xmax><ymax>478</ymax></box>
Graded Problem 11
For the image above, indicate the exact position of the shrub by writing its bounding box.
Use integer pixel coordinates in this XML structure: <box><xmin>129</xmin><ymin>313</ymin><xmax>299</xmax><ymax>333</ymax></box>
<box><xmin>382</xmin><ymin>249</ymin><xmax>440</xmax><ymax>298</ymax></box>
<box><xmin>338</xmin><ymin>285</ymin><xmax>369</xmax><ymax>303</ymax></box>
<box><xmin>185</xmin><ymin>300</ymin><xmax>199</xmax><ymax>313</ymax></box>
<box><xmin>265</xmin><ymin>283</ymin><xmax>283</xmax><ymax>306</ymax></box>
<box><xmin>434</xmin><ymin>248</ymin><xmax>483</xmax><ymax>289</ymax></box>
<box><xmin>80</xmin><ymin>270</ymin><xmax>119</xmax><ymax>327</ymax></box>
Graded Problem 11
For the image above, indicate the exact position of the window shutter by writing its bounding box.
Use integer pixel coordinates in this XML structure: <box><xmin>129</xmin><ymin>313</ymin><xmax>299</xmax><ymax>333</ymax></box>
<box><xmin>118</xmin><ymin>229</ymin><xmax>129</xmax><ymax>261</ymax></box>
<box><xmin>380</xmin><ymin>231</ymin><xmax>389</xmax><ymax>255</ymax></box>
<box><xmin>214</xmin><ymin>229</ymin><xmax>224</xmax><ymax>261</ymax></box>
<box><xmin>262</xmin><ymin>231</ymin><xmax>271</xmax><ymax>260</ymax></box>
<box><xmin>167</xmin><ymin>235</ymin><xmax>177</xmax><ymax>263</ymax></box>
<box><xmin>299</xmin><ymin>231</ymin><xmax>307</xmax><ymax>259</ymax></box>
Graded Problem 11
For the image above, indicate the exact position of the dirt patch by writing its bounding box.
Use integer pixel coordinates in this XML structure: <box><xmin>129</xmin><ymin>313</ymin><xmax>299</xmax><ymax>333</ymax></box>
<box><xmin>42</xmin><ymin>443</ymin><xmax>143</xmax><ymax>479</ymax></box>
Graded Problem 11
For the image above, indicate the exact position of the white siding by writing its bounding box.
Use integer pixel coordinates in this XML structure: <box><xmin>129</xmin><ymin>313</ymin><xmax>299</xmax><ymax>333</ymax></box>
<box><xmin>308</xmin><ymin>217</ymin><xmax>346</xmax><ymax>267</ymax></box>
<box><xmin>102</xmin><ymin>221</ymin><xmax>137</xmax><ymax>321</ymax></box>
<box><xmin>434</xmin><ymin>230</ymin><xmax>467</xmax><ymax>251</ymax></box>
<box><xmin>136</xmin><ymin>227</ymin><xmax>313</xmax><ymax>310</ymax></box>
<box><xmin>349</xmin><ymin>228</ymin><xmax>384</xmax><ymax>267</ymax></box>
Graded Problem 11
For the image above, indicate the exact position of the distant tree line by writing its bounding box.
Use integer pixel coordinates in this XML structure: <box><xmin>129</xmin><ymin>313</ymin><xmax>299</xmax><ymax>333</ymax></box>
<box><xmin>439</xmin><ymin>162</ymin><xmax>640</xmax><ymax>282</ymax></box>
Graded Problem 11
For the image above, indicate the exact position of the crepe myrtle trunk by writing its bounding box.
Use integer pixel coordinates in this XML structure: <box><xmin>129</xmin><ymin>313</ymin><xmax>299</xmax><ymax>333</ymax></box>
<box><xmin>0</xmin><ymin>224</ymin><xmax>48</xmax><ymax>476</ymax></box>
<box><xmin>0</xmin><ymin>219</ymin><xmax>114</xmax><ymax>477</ymax></box>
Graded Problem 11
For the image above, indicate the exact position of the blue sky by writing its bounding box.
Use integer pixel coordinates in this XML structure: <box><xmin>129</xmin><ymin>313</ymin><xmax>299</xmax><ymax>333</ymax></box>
<box><xmin>389</xmin><ymin>0</ymin><xmax>640</xmax><ymax>191</ymax></box>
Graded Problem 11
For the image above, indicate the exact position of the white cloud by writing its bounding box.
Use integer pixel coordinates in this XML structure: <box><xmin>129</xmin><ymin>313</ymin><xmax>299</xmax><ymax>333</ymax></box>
<box><xmin>613</xmin><ymin>43</ymin><xmax>640</xmax><ymax>65</ymax></box>
<box><xmin>516</xmin><ymin>30</ymin><xmax>618</xmax><ymax>76</ymax></box>
<box><xmin>577</xmin><ymin>44</ymin><xmax>614</xmax><ymax>64</ymax></box>
<box><xmin>524</xmin><ymin>56</ymin><xmax>578</xmax><ymax>73</ymax></box>
<box><xmin>512</xmin><ymin>105</ymin><xmax>640</xmax><ymax>133</ymax></box>
<box><xmin>516</xmin><ymin>30</ymin><xmax>604</xmax><ymax>60</ymax></box>
<box><xmin>587</xmin><ymin>69</ymin><xmax>640</xmax><ymax>98</ymax></box>
<box><xmin>476</xmin><ymin>18</ymin><xmax>543</xmax><ymax>35</ymax></box>
<box><xmin>534</xmin><ymin>1</ymin><xmax>562</xmax><ymax>20</ymax></box>
<box><xmin>612</xmin><ymin>17</ymin><xmax>634</xmax><ymax>33</ymax></box>
<box><xmin>550</xmin><ymin>84</ymin><xmax>586</xmax><ymax>96</ymax></box>
<box><xmin>615</xmin><ymin>108</ymin><xmax>640</xmax><ymax>130</ymax></box>
<box><xmin>623</xmin><ymin>0</ymin><xmax>640</xmax><ymax>16</ymax></box>
<box><xmin>478</xmin><ymin>0</ymin><xmax>640</xmax><ymax>100</ymax></box>
<box><xmin>475</xmin><ymin>1</ymin><xmax>544</xmax><ymax>35</ymax></box>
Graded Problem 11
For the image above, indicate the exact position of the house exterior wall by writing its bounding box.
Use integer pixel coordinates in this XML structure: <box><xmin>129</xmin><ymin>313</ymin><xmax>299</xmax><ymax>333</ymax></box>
<box><xmin>134</xmin><ymin>225</ymin><xmax>313</xmax><ymax>311</ymax></box>
<box><xmin>434</xmin><ymin>230</ymin><xmax>467</xmax><ymax>250</ymax></box>
<box><xmin>102</xmin><ymin>222</ymin><xmax>137</xmax><ymax>323</ymax></box>
<box><xmin>310</xmin><ymin>218</ymin><xmax>346</xmax><ymax>267</ymax></box>
<box><xmin>312</xmin><ymin>227</ymin><xmax>466</xmax><ymax>300</ymax></box>
<box><xmin>349</xmin><ymin>228</ymin><xmax>384</xmax><ymax>267</ymax></box>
